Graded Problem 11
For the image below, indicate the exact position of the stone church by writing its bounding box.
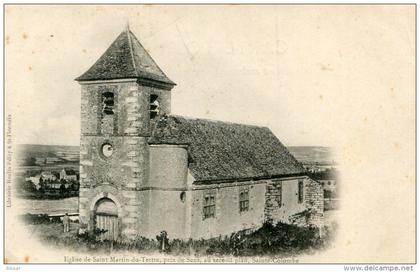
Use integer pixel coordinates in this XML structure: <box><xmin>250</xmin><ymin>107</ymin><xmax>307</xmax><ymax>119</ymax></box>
<box><xmin>76</xmin><ymin>26</ymin><xmax>323</xmax><ymax>241</ymax></box>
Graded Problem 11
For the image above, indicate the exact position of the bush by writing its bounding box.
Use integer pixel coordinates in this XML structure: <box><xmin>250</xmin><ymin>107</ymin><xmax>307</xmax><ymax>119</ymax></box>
<box><xmin>20</xmin><ymin>213</ymin><xmax>52</xmax><ymax>225</ymax></box>
<box><xmin>200</xmin><ymin>222</ymin><xmax>323</xmax><ymax>256</ymax></box>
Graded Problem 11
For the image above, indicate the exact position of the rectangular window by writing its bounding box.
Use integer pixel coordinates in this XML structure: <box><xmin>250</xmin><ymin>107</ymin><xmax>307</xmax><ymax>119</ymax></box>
<box><xmin>298</xmin><ymin>180</ymin><xmax>304</xmax><ymax>203</ymax></box>
<box><xmin>239</xmin><ymin>187</ymin><xmax>249</xmax><ymax>212</ymax></box>
<box><xmin>203</xmin><ymin>190</ymin><xmax>216</xmax><ymax>219</ymax></box>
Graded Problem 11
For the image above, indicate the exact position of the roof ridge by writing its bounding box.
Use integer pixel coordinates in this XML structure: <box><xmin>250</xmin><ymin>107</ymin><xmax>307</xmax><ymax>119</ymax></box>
<box><xmin>168</xmin><ymin>114</ymin><xmax>269</xmax><ymax>129</ymax></box>
<box><xmin>126</xmin><ymin>29</ymin><xmax>138</xmax><ymax>77</ymax></box>
<box><xmin>75</xmin><ymin>28</ymin><xmax>175</xmax><ymax>86</ymax></box>
<box><xmin>128</xmin><ymin>30</ymin><xmax>173</xmax><ymax>82</ymax></box>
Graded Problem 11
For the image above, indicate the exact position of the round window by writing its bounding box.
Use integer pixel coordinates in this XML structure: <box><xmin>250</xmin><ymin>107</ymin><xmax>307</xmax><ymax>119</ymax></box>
<box><xmin>101</xmin><ymin>143</ymin><xmax>114</xmax><ymax>157</ymax></box>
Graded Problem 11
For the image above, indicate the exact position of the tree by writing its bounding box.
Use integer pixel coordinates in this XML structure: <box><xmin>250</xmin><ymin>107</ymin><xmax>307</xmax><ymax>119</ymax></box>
<box><xmin>23</xmin><ymin>157</ymin><xmax>36</xmax><ymax>166</ymax></box>
<box><xmin>59</xmin><ymin>183</ymin><xmax>66</xmax><ymax>197</ymax></box>
<box><xmin>39</xmin><ymin>178</ymin><xmax>45</xmax><ymax>193</ymax></box>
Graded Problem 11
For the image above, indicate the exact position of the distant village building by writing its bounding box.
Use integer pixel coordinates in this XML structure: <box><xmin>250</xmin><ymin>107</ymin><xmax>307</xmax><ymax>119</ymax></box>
<box><xmin>40</xmin><ymin>171</ymin><xmax>56</xmax><ymax>181</ymax></box>
<box><xmin>43</xmin><ymin>180</ymin><xmax>62</xmax><ymax>190</ymax></box>
<box><xmin>25</xmin><ymin>176</ymin><xmax>41</xmax><ymax>190</ymax></box>
<box><xmin>320</xmin><ymin>178</ymin><xmax>339</xmax><ymax>210</ymax></box>
<box><xmin>35</xmin><ymin>158</ymin><xmax>45</xmax><ymax>165</ymax></box>
<box><xmin>76</xmin><ymin>26</ymin><xmax>324</xmax><ymax>241</ymax></box>
<box><xmin>60</xmin><ymin>169</ymin><xmax>78</xmax><ymax>182</ymax></box>
<box><xmin>320</xmin><ymin>179</ymin><xmax>338</xmax><ymax>192</ymax></box>
<box><xmin>46</xmin><ymin>157</ymin><xmax>62</xmax><ymax>164</ymax></box>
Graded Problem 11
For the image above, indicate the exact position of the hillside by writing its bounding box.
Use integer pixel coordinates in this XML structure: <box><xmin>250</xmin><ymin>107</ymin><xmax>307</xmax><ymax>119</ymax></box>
<box><xmin>15</xmin><ymin>144</ymin><xmax>79</xmax><ymax>166</ymax></box>
<box><xmin>15</xmin><ymin>144</ymin><xmax>334</xmax><ymax>166</ymax></box>
<box><xmin>287</xmin><ymin>146</ymin><xmax>334</xmax><ymax>166</ymax></box>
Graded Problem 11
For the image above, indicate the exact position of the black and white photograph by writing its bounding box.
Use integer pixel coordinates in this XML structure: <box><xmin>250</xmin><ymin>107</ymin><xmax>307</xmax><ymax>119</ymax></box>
<box><xmin>3</xmin><ymin>4</ymin><xmax>415</xmax><ymax>267</ymax></box>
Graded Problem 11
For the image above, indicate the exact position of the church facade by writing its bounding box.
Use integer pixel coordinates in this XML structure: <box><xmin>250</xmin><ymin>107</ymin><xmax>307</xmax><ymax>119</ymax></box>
<box><xmin>76</xmin><ymin>27</ymin><xmax>323</xmax><ymax>241</ymax></box>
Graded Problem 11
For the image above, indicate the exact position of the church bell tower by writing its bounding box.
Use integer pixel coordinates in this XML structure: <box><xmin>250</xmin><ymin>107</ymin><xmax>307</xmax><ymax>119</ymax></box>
<box><xmin>76</xmin><ymin>25</ymin><xmax>175</xmax><ymax>240</ymax></box>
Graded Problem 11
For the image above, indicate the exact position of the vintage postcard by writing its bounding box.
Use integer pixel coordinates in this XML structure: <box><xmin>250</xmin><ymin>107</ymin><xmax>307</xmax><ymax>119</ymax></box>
<box><xmin>4</xmin><ymin>4</ymin><xmax>415</xmax><ymax>265</ymax></box>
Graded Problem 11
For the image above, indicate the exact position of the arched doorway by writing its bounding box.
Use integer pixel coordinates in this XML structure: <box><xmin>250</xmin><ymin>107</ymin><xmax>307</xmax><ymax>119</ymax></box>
<box><xmin>93</xmin><ymin>198</ymin><xmax>119</xmax><ymax>241</ymax></box>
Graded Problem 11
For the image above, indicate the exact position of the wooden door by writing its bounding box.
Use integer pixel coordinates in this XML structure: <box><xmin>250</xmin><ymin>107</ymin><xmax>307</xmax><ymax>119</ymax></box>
<box><xmin>94</xmin><ymin>198</ymin><xmax>119</xmax><ymax>241</ymax></box>
<box><xmin>95</xmin><ymin>213</ymin><xmax>118</xmax><ymax>241</ymax></box>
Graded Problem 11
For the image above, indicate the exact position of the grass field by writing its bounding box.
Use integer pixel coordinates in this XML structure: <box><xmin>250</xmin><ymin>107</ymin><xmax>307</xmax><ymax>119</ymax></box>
<box><xmin>19</xmin><ymin>196</ymin><xmax>78</xmax><ymax>214</ymax></box>
<box><xmin>24</xmin><ymin>219</ymin><xmax>335</xmax><ymax>257</ymax></box>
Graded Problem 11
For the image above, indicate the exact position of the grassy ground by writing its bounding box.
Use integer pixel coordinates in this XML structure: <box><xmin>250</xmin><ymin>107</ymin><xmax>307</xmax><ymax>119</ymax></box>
<box><xmin>24</xmin><ymin>220</ymin><xmax>335</xmax><ymax>257</ymax></box>
<box><xmin>27</xmin><ymin>222</ymin><xmax>79</xmax><ymax>239</ymax></box>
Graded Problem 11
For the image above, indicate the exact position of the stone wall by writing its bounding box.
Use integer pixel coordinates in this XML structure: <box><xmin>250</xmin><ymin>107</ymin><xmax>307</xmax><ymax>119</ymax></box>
<box><xmin>264</xmin><ymin>177</ymin><xmax>307</xmax><ymax>225</ymax></box>
<box><xmin>189</xmin><ymin>181</ymin><xmax>267</xmax><ymax>239</ymax></box>
<box><xmin>303</xmin><ymin>177</ymin><xmax>324</xmax><ymax>227</ymax></box>
<box><xmin>79</xmin><ymin>136</ymin><xmax>148</xmax><ymax>189</ymax></box>
<box><xmin>147</xmin><ymin>87</ymin><xmax>171</xmax><ymax>116</ymax></box>
<box><xmin>264</xmin><ymin>182</ymin><xmax>282</xmax><ymax>224</ymax></box>
<box><xmin>139</xmin><ymin>144</ymin><xmax>190</xmax><ymax>239</ymax></box>
<box><xmin>78</xmin><ymin>184</ymin><xmax>144</xmax><ymax>239</ymax></box>
<box><xmin>78</xmin><ymin>80</ymin><xmax>156</xmax><ymax>240</ymax></box>
<box><xmin>139</xmin><ymin>189</ymin><xmax>190</xmax><ymax>239</ymax></box>
<box><xmin>148</xmin><ymin>145</ymin><xmax>188</xmax><ymax>188</ymax></box>
<box><xmin>264</xmin><ymin>177</ymin><xmax>324</xmax><ymax>229</ymax></box>
<box><xmin>80</xmin><ymin>81</ymin><xmax>150</xmax><ymax>137</ymax></box>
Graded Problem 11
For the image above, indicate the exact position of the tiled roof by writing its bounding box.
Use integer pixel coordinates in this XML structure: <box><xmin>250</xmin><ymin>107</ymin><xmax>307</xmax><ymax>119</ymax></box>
<box><xmin>149</xmin><ymin>115</ymin><xmax>306</xmax><ymax>183</ymax></box>
<box><xmin>76</xmin><ymin>29</ymin><xmax>175</xmax><ymax>86</ymax></box>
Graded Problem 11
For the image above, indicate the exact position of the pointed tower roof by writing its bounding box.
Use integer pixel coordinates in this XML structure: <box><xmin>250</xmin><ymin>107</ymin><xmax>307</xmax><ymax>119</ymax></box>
<box><xmin>76</xmin><ymin>27</ymin><xmax>176</xmax><ymax>88</ymax></box>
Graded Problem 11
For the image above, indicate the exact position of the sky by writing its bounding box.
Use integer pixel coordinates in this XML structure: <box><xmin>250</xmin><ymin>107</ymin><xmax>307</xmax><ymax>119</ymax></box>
<box><xmin>5</xmin><ymin>5</ymin><xmax>415</xmax><ymax>148</ymax></box>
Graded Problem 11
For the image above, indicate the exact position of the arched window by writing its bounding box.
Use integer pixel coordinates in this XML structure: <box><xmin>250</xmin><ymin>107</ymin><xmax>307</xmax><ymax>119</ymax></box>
<box><xmin>150</xmin><ymin>94</ymin><xmax>159</xmax><ymax>119</ymax></box>
<box><xmin>102</xmin><ymin>92</ymin><xmax>114</xmax><ymax>115</ymax></box>
<box><xmin>100</xmin><ymin>91</ymin><xmax>115</xmax><ymax>134</ymax></box>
